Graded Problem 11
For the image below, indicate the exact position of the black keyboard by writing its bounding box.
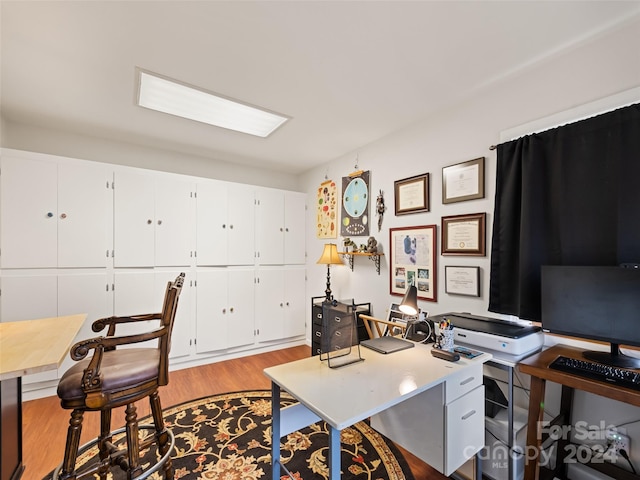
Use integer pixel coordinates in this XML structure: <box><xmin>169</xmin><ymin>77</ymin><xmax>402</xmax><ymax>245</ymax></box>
<box><xmin>549</xmin><ymin>356</ymin><xmax>640</xmax><ymax>390</ymax></box>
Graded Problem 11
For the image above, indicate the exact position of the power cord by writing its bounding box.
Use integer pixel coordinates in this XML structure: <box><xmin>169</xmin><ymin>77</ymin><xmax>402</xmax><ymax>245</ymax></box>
<box><xmin>619</xmin><ymin>449</ymin><xmax>637</xmax><ymax>474</ymax></box>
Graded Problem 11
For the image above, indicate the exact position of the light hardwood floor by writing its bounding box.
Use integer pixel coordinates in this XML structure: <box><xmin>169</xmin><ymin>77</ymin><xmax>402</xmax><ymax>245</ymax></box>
<box><xmin>22</xmin><ymin>345</ymin><xmax>447</xmax><ymax>479</ymax></box>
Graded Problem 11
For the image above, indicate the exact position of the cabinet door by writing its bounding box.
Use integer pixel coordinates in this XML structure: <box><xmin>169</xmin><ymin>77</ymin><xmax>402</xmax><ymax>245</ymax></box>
<box><xmin>227</xmin><ymin>184</ymin><xmax>255</xmax><ymax>266</ymax></box>
<box><xmin>114</xmin><ymin>171</ymin><xmax>155</xmax><ymax>267</ymax></box>
<box><xmin>283</xmin><ymin>267</ymin><xmax>306</xmax><ymax>338</ymax></box>
<box><xmin>0</xmin><ymin>155</ymin><xmax>57</xmax><ymax>268</ymax></box>
<box><xmin>284</xmin><ymin>192</ymin><xmax>306</xmax><ymax>265</ymax></box>
<box><xmin>113</xmin><ymin>271</ymin><xmax>157</xmax><ymax>341</ymax></box>
<box><xmin>256</xmin><ymin>189</ymin><xmax>285</xmax><ymax>265</ymax></box>
<box><xmin>196</xmin><ymin>181</ymin><xmax>228</xmax><ymax>266</ymax></box>
<box><xmin>226</xmin><ymin>269</ymin><xmax>255</xmax><ymax>348</ymax></box>
<box><xmin>155</xmin><ymin>177</ymin><xmax>194</xmax><ymax>267</ymax></box>
<box><xmin>57</xmin><ymin>272</ymin><xmax>111</xmax><ymax>374</ymax></box>
<box><xmin>255</xmin><ymin>268</ymin><xmax>285</xmax><ymax>342</ymax></box>
<box><xmin>195</xmin><ymin>269</ymin><xmax>229</xmax><ymax>353</ymax></box>
<box><xmin>0</xmin><ymin>274</ymin><xmax>58</xmax><ymax>384</ymax></box>
<box><xmin>58</xmin><ymin>162</ymin><xmax>111</xmax><ymax>268</ymax></box>
<box><xmin>154</xmin><ymin>270</ymin><xmax>192</xmax><ymax>359</ymax></box>
<box><xmin>0</xmin><ymin>274</ymin><xmax>57</xmax><ymax>322</ymax></box>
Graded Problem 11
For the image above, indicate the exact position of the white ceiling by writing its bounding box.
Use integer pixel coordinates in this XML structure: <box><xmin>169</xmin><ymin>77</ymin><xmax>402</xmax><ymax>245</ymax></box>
<box><xmin>2</xmin><ymin>1</ymin><xmax>639</xmax><ymax>174</ymax></box>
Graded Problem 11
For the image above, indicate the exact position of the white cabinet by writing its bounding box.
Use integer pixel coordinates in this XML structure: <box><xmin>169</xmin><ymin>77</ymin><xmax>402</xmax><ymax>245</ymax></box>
<box><xmin>256</xmin><ymin>189</ymin><xmax>306</xmax><ymax>265</ymax></box>
<box><xmin>0</xmin><ymin>153</ymin><xmax>111</xmax><ymax>269</ymax></box>
<box><xmin>195</xmin><ymin>268</ymin><xmax>255</xmax><ymax>353</ymax></box>
<box><xmin>196</xmin><ymin>181</ymin><xmax>255</xmax><ymax>266</ymax></box>
<box><xmin>113</xmin><ymin>270</ymin><xmax>192</xmax><ymax>358</ymax></box>
<box><xmin>0</xmin><ymin>271</ymin><xmax>110</xmax><ymax>385</ymax></box>
<box><xmin>114</xmin><ymin>171</ymin><xmax>194</xmax><ymax>267</ymax></box>
<box><xmin>370</xmin><ymin>363</ymin><xmax>485</xmax><ymax>477</ymax></box>
<box><xmin>255</xmin><ymin>266</ymin><xmax>306</xmax><ymax>342</ymax></box>
<box><xmin>57</xmin><ymin>273</ymin><xmax>112</xmax><ymax>374</ymax></box>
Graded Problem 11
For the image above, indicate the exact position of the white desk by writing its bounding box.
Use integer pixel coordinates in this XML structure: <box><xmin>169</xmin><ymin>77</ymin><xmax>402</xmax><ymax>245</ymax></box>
<box><xmin>264</xmin><ymin>343</ymin><xmax>492</xmax><ymax>480</ymax></box>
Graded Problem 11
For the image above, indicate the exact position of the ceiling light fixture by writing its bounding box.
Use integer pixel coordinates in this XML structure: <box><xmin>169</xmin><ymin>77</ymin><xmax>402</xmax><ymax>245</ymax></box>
<box><xmin>136</xmin><ymin>69</ymin><xmax>289</xmax><ymax>138</ymax></box>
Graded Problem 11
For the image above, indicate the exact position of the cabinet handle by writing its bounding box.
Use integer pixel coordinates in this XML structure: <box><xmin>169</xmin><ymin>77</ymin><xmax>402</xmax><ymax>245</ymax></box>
<box><xmin>280</xmin><ymin>227</ymin><xmax>283</xmax><ymax>232</ymax></box>
<box><xmin>286</xmin><ymin>302</ymin><xmax>290</xmax><ymax>307</ymax></box>
<box><xmin>60</xmin><ymin>213</ymin><xmax>67</xmax><ymax>219</ymax></box>
<box><xmin>280</xmin><ymin>303</ymin><xmax>284</xmax><ymax>307</ymax></box>
<box><xmin>147</xmin><ymin>219</ymin><xmax>152</xmax><ymax>224</ymax></box>
<box><xmin>460</xmin><ymin>377</ymin><xmax>475</xmax><ymax>386</ymax></box>
<box><xmin>222</xmin><ymin>224</ymin><xmax>226</xmax><ymax>229</ymax></box>
<box><xmin>46</xmin><ymin>212</ymin><xmax>54</xmax><ymax>218</ymax></box>
<box><xmin>461</xmin><ymin>410</ymin><xmax>477</xmax><ymax>421</ymax></box>
<box><xmin>222</xmin><ymin>308</ymin><xmax>226</xmax><ymax>314</ymax></box>
<box><xmin>285</xmin><ymin>227</ymin><xmax>289</xmax><ymax>232</ymax></box>
<box><xmin>229</xmin><ymin>224</ymin><xmax>234</xmax><ymax>229</ymax></box>
<box><xmin>157</xmin><ymin>220</ymin><xmax>163</xmax><ymax>225</ymax></box>
<box><xmin>230</xmin><ymin>307</ymin><xmax>234</xmax><ymax>313</ymax></box>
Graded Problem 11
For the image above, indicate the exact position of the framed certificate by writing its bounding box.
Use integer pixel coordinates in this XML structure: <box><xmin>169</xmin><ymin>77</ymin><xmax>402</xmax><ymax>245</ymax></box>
<box><xmin>389</xmin><ymin>225</ymin><xmax>437</xmax><ymax>302</ymax></box>
<box><xmin>442</xmin><ymin>157</ymin><xmax>485</xmax><ymax>204</ymax></box>
<box><xmin>441</xmin><ymin>212</ymin><xmax>486</xmax><ymax>256</ymax></box>
<box><xmin>445</xmin><ymin>266</ymin><xmax>481</xmax><ymax>296</ymax></box>
<box><xmin>394</xmin><ymin>173</ymin><xmax>429</xmax><ymax>215</ymax></box>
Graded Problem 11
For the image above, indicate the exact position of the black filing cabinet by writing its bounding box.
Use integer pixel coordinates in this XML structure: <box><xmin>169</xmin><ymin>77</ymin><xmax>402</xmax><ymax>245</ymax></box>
<box><xmin>311</xmin><ymin>296</ymin><xmax>371</xmax><ymax>356</ymax></box>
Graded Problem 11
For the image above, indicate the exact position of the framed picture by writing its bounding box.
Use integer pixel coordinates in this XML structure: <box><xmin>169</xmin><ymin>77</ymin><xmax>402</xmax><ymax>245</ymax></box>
<box><xmin>441</xmin><ymin>212</ymin><xmax>486</xmax><ymax>256</ymax></box>
<box><xmin>442</xmin><ymin>157</ymin><xmax>485</xmax><ymax>204</ymax></box>
<box><xmin>445</xmin><ymin>266</ymin><xmax>480</xmax><ymax>296</ymax></box>
<box><xmin>394</xmin><ymin>173</ymin><xmax>429</xmax><ymax>215</ymax></box>
<box><xmin>389</xmin><ymin>225</ymin><xmax>437</xmax><ymax>302</ymax></box>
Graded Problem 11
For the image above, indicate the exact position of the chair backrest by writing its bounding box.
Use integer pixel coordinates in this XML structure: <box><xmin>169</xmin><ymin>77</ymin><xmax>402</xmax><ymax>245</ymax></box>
<box><xmin>158</xmin><ymin>272</ymin><xmax>185</xmax><ymax>385</ymax></box>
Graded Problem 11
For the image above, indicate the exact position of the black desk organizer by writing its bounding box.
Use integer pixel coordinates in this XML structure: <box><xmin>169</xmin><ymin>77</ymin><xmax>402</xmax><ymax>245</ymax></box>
<box><xmin>318</xmin><ymin>300</ymin><xmax>363</xmax><ymax>368</ymax></box>
<box><xmin>311</xmin><ymin>296</ymin><xmax>370</xmax><ymax>357</ymax></box>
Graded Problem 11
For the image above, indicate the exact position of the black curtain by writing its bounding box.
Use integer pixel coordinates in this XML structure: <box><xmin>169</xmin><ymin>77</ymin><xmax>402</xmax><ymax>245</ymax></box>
<box><xmin>489</xmin><ymin>103</ymin><xmax>640</xmax><ymax>321</ymax></box>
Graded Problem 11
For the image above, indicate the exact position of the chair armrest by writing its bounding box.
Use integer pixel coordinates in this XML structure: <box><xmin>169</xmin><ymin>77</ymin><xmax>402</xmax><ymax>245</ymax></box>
<box><xmin>92</xmin><ymin>313</ymin><xmax>162</xmax><ymax>336</ymax></box>
<box><xmin>70</xmin><ymin>327</ymin><xmax>168</xmax><ymax>396</ymax></box>
<box><xmin>360</xmin><ymin>314</ymin><xmax>407</xmax><ymax>339</ymax></box>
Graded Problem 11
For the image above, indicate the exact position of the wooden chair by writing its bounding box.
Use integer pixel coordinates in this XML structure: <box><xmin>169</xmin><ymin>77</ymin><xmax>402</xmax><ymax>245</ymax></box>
<box><xmin>54</xmin><ymin>273</ymin><xmax>185</xmax><ymax>480</ymax></box>
<box><xmin>359</xmin><ymin>314</ymin><xmax>408</xmax><ymax>340</ymax></box>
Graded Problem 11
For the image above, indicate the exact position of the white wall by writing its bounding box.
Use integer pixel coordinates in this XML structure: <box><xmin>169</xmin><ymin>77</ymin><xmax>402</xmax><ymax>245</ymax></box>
<box><xmin>299</xmin><ymin>16</ymin><xmax>640</xmax><ymax>478</ymax></box>
<box><xmin>1</xmin><ymin>120</ymin><xmax>300</xmax><ymax>191</ymax></box>
<box><xmin>301</xmin><ymin>14</ymin><xmax>640</xmax><ymax>323</ymax></box>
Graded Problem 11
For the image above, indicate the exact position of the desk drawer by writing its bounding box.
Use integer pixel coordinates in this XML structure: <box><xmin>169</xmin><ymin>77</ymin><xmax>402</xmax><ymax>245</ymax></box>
<box><xmin>445</xmin><ymin>384</ymin><xmax>485</xmax><ymax>475</ymax></box>
<box><xmin>445</xmin><ymin>363</ymin><xmax>482</xmax><ymax>403</ymax></box>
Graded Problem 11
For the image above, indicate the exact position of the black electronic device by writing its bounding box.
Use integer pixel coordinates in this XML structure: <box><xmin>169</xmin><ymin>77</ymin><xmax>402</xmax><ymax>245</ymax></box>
<box><xmin>549</xmin><ymin>356</ymin><xmax>640</xmax><ymax>390</ymax></box>
<box><xmin>404</xmin><ymin>319</ymin><xmax>436</xmax><ymax>343</ymax></box>
<box><xmin>541</xmin><ymin>265</ymin><xmax>640</xmax><ymax>369</ymax></box>
<box><xmin>430</xmin><ymin>348</ymin><xmax>460</xmax><ymax>362</ymax></box>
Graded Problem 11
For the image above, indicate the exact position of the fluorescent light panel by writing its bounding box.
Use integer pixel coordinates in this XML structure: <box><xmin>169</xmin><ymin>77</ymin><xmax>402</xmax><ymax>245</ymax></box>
<box><xmin>137</xmin><ymin>70</ymin><xmax>289</xmax><ymax>138</ymax></box>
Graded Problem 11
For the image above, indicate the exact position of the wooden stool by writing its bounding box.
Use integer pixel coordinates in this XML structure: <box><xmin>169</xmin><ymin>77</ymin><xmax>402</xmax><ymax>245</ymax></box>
<box><xmin>54</xmin><ymin>273</ymin><xmax>184</xmax><ymax>480</ymax></box>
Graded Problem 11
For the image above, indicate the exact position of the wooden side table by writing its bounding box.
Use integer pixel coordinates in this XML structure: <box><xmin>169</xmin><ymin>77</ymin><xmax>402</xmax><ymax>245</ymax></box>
<box><xmin>518</xmin><ymin>344</ymin><xmax>640</xmax><ymax>480</ymax></box>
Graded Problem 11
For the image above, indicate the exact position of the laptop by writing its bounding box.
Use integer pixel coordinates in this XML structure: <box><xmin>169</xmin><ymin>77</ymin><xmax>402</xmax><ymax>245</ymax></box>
<box><xmin>360</xmin><ymin>336</ymin><xmax>414</xmax><ymax>354</ymax></box>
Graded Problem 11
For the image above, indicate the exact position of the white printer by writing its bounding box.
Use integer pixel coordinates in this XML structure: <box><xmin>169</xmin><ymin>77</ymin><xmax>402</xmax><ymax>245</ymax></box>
<box><xmin>431</xmin><ymin>312</ymin><xmax>543</xmax><ymax>359</ymax></box>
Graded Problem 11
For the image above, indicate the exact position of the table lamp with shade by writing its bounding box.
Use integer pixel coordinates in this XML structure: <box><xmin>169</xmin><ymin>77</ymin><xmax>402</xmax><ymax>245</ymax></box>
<box><xmin>317</xmin><ymin>243</ymin><xmax>344</xmax><ymax>301</ymax></box>
<box><xmin>399</xmin><ymin>284</ymin><xmax>418</xmax><ymax>316</ymax></box>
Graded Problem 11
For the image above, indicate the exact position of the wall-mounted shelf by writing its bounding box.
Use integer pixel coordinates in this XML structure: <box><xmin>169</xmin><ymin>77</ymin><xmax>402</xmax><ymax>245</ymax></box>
<box><xmin>338</xmin><ymin>252</ymin><xmax>384</xmax><ymax>275</ymax></box>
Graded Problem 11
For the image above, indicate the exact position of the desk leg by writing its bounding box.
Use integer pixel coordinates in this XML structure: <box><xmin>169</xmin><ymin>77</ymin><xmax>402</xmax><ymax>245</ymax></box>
<box><xmin>271</xmin><ymin>382</ymin><xmax>281</xmax><ymax>480</ymax></box>
<box><xmin>328</xmin><ymin>425</ymin><xmax>341</xmax><ymax>480</ymax></box>
<box><xmin>525</xmin><ymin>376</ymin><xmax>546</xmax><ymax>480</ymax></box>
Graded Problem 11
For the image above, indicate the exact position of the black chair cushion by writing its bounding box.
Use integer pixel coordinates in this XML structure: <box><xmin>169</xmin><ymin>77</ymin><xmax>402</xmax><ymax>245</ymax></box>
<box><xmin>58</xmin><ymin>348</ymin><xmax>161</xmax><ymax>404</ymax></box>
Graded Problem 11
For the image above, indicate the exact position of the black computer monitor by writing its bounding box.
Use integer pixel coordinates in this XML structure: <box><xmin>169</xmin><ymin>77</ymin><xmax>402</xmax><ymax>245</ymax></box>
<box><xmin>541</xmin><ymin>265</ymin><xmax>640</xmax><ymax>368</ymax></box>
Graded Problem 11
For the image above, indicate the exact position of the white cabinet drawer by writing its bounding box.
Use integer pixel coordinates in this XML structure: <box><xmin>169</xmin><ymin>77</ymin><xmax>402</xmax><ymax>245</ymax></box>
<box><xmin>445</xmin><ymin>363</ymin><xmax>482</xmax><ymax>403</ymax></box>
<box><xmin>444</xmin><ymin>384</ymin><xmax>485</xmax><ymax>475</ymax></box>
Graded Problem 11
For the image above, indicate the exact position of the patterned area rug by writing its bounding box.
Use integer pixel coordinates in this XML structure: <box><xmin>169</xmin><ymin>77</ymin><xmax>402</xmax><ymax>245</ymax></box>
<box><xmin>46</xmin><ymin>390</ymin><xmax>414</xmax><ymax>480</ymax></box>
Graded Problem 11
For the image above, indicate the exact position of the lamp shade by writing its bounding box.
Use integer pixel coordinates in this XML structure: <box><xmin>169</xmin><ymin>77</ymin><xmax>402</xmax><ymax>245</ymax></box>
<box><xmin>399</xmin><ymin>285</ymin><xmax>418</xmax><ymax>316</ymax></box>
<box><xmin>316</xmin><ymin>243</ymin><xmax>344</xmax><ymax>265</ymax></box>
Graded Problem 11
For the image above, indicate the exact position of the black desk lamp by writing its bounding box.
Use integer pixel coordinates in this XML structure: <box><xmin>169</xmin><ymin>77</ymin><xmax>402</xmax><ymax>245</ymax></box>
<box><xmin>399</xmin><ymin>285</ymin><xmax>418</xmax><ymax>316</ymax></box>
